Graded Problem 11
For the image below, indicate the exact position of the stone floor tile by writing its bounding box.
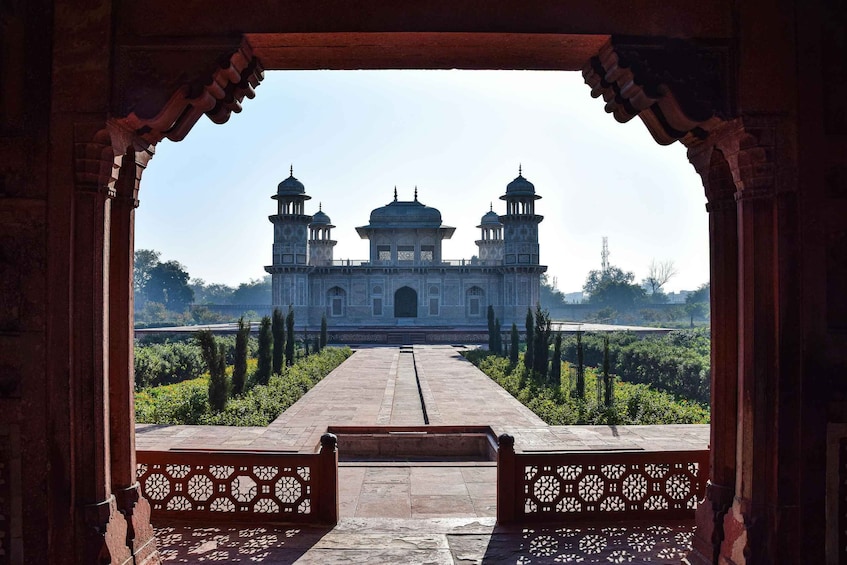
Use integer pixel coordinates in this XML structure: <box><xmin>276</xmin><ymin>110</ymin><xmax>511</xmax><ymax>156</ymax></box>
<box><xmin>411</xmin><ymin>494</ymin><xmax>476</xmax><ymax>517</ymax></box>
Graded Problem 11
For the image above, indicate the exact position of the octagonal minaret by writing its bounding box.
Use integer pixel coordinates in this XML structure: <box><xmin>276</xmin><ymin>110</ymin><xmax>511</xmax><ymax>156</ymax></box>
<box><xmin>499</xmin><ymin>166</ymin><xmax>543</xmax><ymax>266</ymax></box>
<box><xmin>265</xmin><ymin>166</ymin><xmax>312</xmax><ymax>311</ymax></box>
<box><xmin>498</xmin><ymin>166</ymin><xmax>546</xmax><ymax>320</ymax></box>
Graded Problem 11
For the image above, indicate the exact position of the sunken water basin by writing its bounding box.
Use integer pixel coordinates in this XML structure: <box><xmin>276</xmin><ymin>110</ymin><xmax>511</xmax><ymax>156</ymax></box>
<box><xmin>326</xmin><ymin>426</ymin><xmax>498</xmax><ymax>462</ymax></box>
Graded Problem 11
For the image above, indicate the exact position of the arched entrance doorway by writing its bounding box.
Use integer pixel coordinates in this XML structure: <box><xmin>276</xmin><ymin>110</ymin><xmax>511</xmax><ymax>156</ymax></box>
<box><xmin>394</xmin><ymin>286</ymin><xmax>418</xmax><ymax>317</ymax></box>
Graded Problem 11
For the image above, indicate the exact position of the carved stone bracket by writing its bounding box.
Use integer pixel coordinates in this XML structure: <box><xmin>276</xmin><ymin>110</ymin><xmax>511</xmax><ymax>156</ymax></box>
<box><xmin>119</xmin><ymin>39</ymin><xmax>264</xmax><ymax>144</ymax></box>
<box><xmin>583</xmin><ymin>36</ymin><xmax>732</xmax><ymax>146</ymax></box>
<box><xmin>74</xmin><ymin>121</ymin><xmax>155</xmax><ymax>200</ymax></box>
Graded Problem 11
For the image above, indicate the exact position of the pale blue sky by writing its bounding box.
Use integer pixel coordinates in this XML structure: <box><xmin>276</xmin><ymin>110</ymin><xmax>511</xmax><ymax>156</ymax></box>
<box><xmin>136</xmin><ymin>70</ymin><xmax>708</xmax><ymax>294</ymax></box>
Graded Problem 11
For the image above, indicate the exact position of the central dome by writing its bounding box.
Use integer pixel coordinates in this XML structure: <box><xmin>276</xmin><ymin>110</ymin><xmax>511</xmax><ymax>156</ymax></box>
<box><xmin>366</xmin><ymin>199</ymin><xmax>444</xmax><ymax>229</ymax></box>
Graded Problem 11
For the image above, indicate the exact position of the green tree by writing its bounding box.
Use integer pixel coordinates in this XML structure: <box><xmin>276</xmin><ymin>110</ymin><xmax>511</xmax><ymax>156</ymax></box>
<box><xmin>272</xmin><ymin>307</ymin><xmax>285</xmax><ymax>374</ymax></box>
<box><xmin>285</xmin><ymin>306</ymin><xmax>295</xmax><ymax>366</ymax></box>
<box><xmin>233</xmin><ymin>316</ymin><xmax>250</xmax><ymax>395</ymax></box>
<box><xmin>584</xmin><ymin>266</ymin><xmax>646</xmax><ymax>311</ymax></box>
<box><xmin>133</xmin><ymin>249</ymin><xmax>161</xmax><ymax>307</ymax></box>
<box><xmin>320</xmin><ymin>314</ymin><xmax>328</xmax><ymax>349</ymax></box>
<box><xmin>510</xmin><ymin>323</ymin><xmax>519</xmax><ymax>365</ymax></box>
<box><xmin>494</xmin><ymin>318</ymin><xmax>502</xmax><ymax>356</ymax></box>
<box><xmin>603</xmin><ymin>335</ymin><xmax>613</xmax><ymax>408</ymax></box>
<box><xmin>189</xmin><ymin>279</ymin><xmax>236</xmax><ymax>304</ymax></box>
<box><xmin>684</xmin><ymin>282</ymin><xmax>710</xmax><ymax>327</ymax></box>
<box><xmin>232</xmin><ymin>316</ymin><xmax>250</xmax><ymax>394</ymax></box>
<box><xmin>576</xmin><ymin>331</ymin><xmax>585</xmax><ymax>400</ymax></box>
<box><xmin>524</xmin><ymin>308</ymin><xmax>534</xmax><ymax>371</ymax></box>
<box><xmin>231</xmin><ymin>275</ymin><xmax>272</xmax><ymax>304</ymax></box>
<box><xmin>551</xmin><ymin>332</ymin><xmax>562</xmax><ymax>388</ymax></box>
<box><xmin>256</xmin><ymin>316</ymin><xmax>273</xmax><ymax>385</ymax></box>
<box><xmin>146</xmin><ymin>260</ymin><xmax>195</xmax><ymax>311</ymax></box>
<box><xmin>196</xmin><ymin>329</ymin><xmax>230</xmax><ymax>412</ymax></box>
<box><xmin>539</xmin><ymin>274</ymin><xmax>567</xmax><ymax>310</ymax></box>
<box><xmin>532</xmin><ymin>303</ymin><xmax>552</xmax><ymax>378</ymax></box>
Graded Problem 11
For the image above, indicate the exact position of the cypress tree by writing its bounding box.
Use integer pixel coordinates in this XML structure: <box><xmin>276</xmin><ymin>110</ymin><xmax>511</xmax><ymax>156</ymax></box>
<box><xmin>304</xmin><ymin>330</ymin><xmax>310</xmax><ymax>357</ymax></box>
<box><xmin>551</xmin><ymin>332</ymin><xmax>562</xmax><ymax>389</ymax></box>
<box><xmin>523</xmin><ymin>308</ymin><xmax>534</xmax><ymax>371</ymax></box>
<box><xmin>285</xmin><ymin>306</ymin><xmax>295</xmax><ymax>366</ymax></box>
<box><xmin>197</xmin><ymin>329</ymin><xmax>230</xmax><ymax>411</ymax></box>
<box><xmin>256</xmin><ymin>316</ymin><xmax>272</xmax><ymax>384</ymax></box>
<box><xmin>314</xmin><ymin>336</ymin><xmax>321</xmax><ymax>353</ymax></box>
<box><xmin>494</xmin><ymin>318</ymin><xmax>502</xmax><ymax>355</ymax></box>
<box><xmin>487</xmin><ymin>305</ymin><xmax>495</xmax><ymax>352</ymax></box>
<box><xmin>603</xmin><ymin>334</ymin><xmax>613</xmax><ymax>408</ymax></box>
<box><xmin>510</xmin><ymin>323</ymin><xmax>519</xmax><ymax>365</ymax></box>
<box><xmin>320</xmin><ymin>314</ymin><xmax>328</xmax><ymax>349</ymax></box>
<box><xmin>576</xmin><ymin>331</ymin><xmax>585</xmax><ymax>400</ymax></box>
<box><xmin>233</xmin><ymin>316</ymin><xmax>250</xmax><ymax>395</ymax></box>
<box><xmin>272</xmin><ymin>307</ymin><xmax>285</xmax><ymax>374</ymax></box>
<box><xmin>532</xmin><ymin>303</ymin><xmax>552</xmax><ymax>379</ymax></box>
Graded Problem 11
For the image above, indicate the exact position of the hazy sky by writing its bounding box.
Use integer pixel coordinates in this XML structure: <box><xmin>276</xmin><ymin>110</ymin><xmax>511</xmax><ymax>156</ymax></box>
<box><xmin>136</xmin><ymin>70</ymin><xmax>708</xmax><ymax>294</ymax></box>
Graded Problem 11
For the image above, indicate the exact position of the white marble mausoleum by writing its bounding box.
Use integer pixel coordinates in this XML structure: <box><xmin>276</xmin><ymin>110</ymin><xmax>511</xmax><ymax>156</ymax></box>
<box><xmin>265</xmin><ymin>168</ymin><xmax>547</xmax><ymax>328</ymax></box>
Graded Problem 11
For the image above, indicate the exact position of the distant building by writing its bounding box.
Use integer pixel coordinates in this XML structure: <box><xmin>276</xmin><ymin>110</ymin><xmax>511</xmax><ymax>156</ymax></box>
<box><xmin>265</xmin><ymin>168</ymin><xmax>547</xmax><ymax>327</ymax></box>
<box><xmin>665</xmin><ymin>290</ymin><xmax>692</xmax><ymax>304</ymax></box>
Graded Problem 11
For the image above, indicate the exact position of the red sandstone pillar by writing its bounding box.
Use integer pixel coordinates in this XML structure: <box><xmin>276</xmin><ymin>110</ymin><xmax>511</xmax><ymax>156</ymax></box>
<box><xmin>317</xmin><ymin>433</ymin><xmax>339</xmax><ymax>524</ymax></box>
<box><xmin>686</xmin><ymin>146</ymin><xmax>740</xmax><ymax>565</ymax></box>
<box><xmin>497</xmin><ymin>433</ymin><xmax>517</xmax><ymax>524</ymax></box>
<box><xmin>109</xmin><ymin>145</ymin><xmax>160</xmax><ymax>564</ymax></box>
<box><xmin>72</xmin><ymin>155</ymin><xmax>132</xmax><ymax>564</ymax></box>
<box><xmin>716</xmin><ymin>118</ymin><xmax>803</xmax><ymax>564</ymax></box>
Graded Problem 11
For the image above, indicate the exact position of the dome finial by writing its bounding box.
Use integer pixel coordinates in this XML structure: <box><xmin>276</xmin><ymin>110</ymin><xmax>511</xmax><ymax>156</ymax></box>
<box><xmin>319</xmin><ymin>202</ymin><xmax>322</xmax><ymax>211</ymax></box>
<box><xmin>490</xmin><ymin>202</ymin><xmax>493</xmax><ymax>212</ymax></box>
<box><xmin>518</xmin><ymin>163</ymin><xmax>522</xmax><ymax>176</ymax></box>
<box><xmin>394</xmin><ymin>186</ymin><xmax>398</xmax><ymax>202</ymax></box>
<box><xmin>290</xmin><ymin>164</ymin><xmax>293</xmax><ymax>176</ymax></box>
<box><xmin>414</xmin><ymin>186</ymin><xmax>418</xmax><ymax>201</ymax></box>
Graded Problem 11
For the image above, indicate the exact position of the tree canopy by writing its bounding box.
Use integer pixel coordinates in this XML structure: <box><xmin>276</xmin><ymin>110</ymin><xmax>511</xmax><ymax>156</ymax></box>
<box><xmin>144</xmin><ymin>259</ymin><xmax>194</xmax><ymax>311</ymax></box>
<box><xmin>583</xmin><ymin>266</ymin><xmax>647</xmax><ymax>310</ymax></box>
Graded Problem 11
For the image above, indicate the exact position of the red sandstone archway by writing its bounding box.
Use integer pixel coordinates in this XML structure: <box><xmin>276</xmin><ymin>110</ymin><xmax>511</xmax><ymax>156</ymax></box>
<box><xmin>47</xmin><ymin>7</ymin><xmax>812</xmax><ymax>564</ymax></box>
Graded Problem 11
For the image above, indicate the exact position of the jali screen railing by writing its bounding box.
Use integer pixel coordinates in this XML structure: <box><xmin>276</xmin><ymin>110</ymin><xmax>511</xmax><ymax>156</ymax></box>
<box><xmin>496</xmin><ymin>434</ymin><xmax>708</xmax><ymax>524</ymax></box>
<box><xmin>136</xmin><ymin>433</ymin><xmax>338</xmax><ymax>524</ymax></box>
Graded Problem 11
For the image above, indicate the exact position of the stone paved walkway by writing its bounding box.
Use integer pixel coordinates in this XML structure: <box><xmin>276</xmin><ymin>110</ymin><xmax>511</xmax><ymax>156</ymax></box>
<box><xmin>139</xmin><ymin>345</ymin><xmax>708</xmax><ymax>563</ymax></box>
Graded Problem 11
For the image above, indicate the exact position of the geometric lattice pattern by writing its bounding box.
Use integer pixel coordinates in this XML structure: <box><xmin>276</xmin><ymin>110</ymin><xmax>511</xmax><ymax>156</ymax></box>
<box><xmin>137</xmin><ymin>451</ymin><xmax>314</xmax><ymax>522</ymax></box>
<box><xmin>520</xmin><ymin>450</ymin><xmax>708</xmax><ymax>522</ymax></box>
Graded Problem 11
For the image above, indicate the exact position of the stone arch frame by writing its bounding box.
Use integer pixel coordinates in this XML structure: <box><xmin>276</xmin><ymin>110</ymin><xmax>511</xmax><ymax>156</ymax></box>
<box><xmin>51</xmin><ymin>14</ymin><xmax>812</xmax><ymax>565</ymax></box>
<box><xmin>466</xmin><ymin>286</ymin><xmax>486</xmax><ymax>317</ymax></box>
<box><xmin>326</xmin><ymin>286</ymin><xmax>347</xmax><ymax>317</ymax></box>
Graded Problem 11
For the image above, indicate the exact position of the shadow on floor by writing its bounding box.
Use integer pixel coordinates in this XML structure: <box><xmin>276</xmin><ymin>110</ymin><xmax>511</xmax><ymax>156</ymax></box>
<box><xmin>465</xmin><ymin>522</ymin><xmax>693</xmax><ymax>564</ymax></box>
<box><xmin>155</xmin><ymin>520</ymin><xmax>693</xmax><ymax>564</ymax></box>
<box><xmin>155</xmin><ymin>523</ymin><xmax>333</xmax><ymax>563</ymax></box>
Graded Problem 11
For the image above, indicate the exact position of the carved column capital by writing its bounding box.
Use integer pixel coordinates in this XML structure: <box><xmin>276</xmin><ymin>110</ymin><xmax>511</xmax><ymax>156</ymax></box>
<box><xmin>583</xmin><ymin>36</ymin><xmax>733</xmax><ymax>145</ymax></box>
<box><xmin>74</xmin><ymin>120</ymin><xmax>155</xmax><ymax>203</ymax></box>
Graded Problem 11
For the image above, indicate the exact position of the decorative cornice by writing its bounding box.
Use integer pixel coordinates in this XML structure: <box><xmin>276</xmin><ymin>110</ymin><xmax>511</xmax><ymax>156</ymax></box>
<box><xmin>583</xmin><ymin>37</ymin><xmax>732</xmax><ymax>145</ymax></box>
<box><xmin>120</xmin><ymin>39</ymin><xmax>264</xmax><ymax>143</ymax></box>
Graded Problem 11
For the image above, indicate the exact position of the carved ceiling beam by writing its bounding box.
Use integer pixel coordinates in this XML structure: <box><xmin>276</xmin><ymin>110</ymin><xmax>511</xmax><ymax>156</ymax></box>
<box><xmin>118</xmin><ymin>39</ymin><xmax>264</xmax><ymax>144</ymax></box>
<box><xmin>583</xmin><ymin>36</ymin><xmax>733</xmax><ymax>146</ymax></box>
